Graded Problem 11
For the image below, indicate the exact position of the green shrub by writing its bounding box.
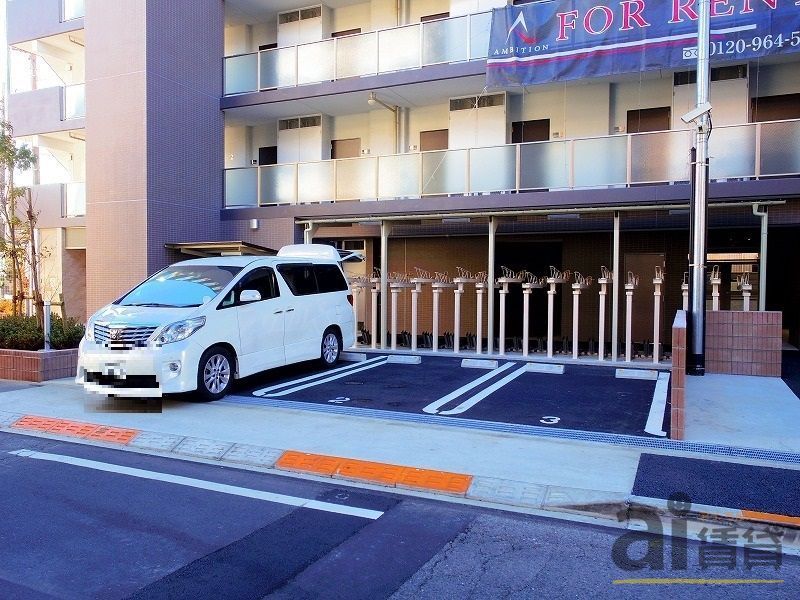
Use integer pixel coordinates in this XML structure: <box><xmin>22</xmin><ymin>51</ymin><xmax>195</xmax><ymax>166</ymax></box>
<box><xmin>0</xmin><ymin>316</ymin><xmax>44</xmax><ymax>350</ymax></box>
<box><xmin>49</xmin><ymin>316</ymin><xmax>85</xmax><ymax>350</ymax></box>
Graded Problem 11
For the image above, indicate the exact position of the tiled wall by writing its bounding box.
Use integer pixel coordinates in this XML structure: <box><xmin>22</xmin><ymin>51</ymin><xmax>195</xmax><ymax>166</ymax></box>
<box><xmin>670</xmin><ymin>311</ymin><xmax>686</xmax><ymax>440</ymax></box>
<box><xmin>706</xmin><ymin>310</ymin><xmax>782</xmax><ymax>376</ymax></box>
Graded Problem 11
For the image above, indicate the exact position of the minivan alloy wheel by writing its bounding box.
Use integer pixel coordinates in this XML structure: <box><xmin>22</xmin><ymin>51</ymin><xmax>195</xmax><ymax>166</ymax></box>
<box><xmin>203</xmin><ymin>353</ymin><xmax>231</xmax><ymax>394</ymax></box>
<box><xmin>322</xmin><ymin>332</ymin><xmax>339</xmax><ymax>365</ymax></box>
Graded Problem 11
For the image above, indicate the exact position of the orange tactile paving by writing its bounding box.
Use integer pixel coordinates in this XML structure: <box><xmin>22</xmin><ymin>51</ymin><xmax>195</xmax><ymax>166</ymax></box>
<box><xmin>275</xmin><ymin>450</ymin><xmax>473</xmax><ymax>495</ymax></box>
<box><xmin>10</xmin><ymin>415</ymin><xmax>139</xmax><ymax>445</ymax></box>
<box><xmin>742</xmin><ymin>510</ymin><xmax>800</xmax><ymax>527</ymax></box>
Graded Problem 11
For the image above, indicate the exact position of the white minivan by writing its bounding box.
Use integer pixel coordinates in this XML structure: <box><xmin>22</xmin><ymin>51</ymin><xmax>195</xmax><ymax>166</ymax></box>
<box><xmin>76</xmin><ymin>244</ymin><xmax>356</xmax><ymax>400</ymax></box>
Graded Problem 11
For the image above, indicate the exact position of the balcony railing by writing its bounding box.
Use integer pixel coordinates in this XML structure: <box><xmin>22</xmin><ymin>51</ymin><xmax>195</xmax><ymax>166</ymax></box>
<box><xmin>223</xmin><ymin>12</ymin><xmax>492</xmax><ymax>95</ymax></box>
<box><xmin>63</xmin><ymin>0</ymin><xmax>85</xmax><ymax>21</ymax></box>
<box><xmin>63</xmin><ymin>84</ymin><xmax>85</xmax><ymax>119</ymax></box>
<box><xmin>224</xmin><ymin>119</ymin><xmax>800</xmax><ymax>208</ymax></box>
<box><xmin>63</xmin><ymin>182</ymin><xmax>86</xmax><ymax>217</ymax></box>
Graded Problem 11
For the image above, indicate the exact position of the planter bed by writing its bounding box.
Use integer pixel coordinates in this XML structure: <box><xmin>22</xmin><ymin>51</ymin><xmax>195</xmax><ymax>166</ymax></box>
<box><xmin>0</xmin><ymin>348</ymin><xmax>78</xmax><ymax>382</ymax></box>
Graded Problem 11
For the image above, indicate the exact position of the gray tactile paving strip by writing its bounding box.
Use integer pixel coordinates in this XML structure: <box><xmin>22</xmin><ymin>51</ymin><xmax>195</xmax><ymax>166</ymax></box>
<box><xmin>127</xmin><ymin>431</ymin><xmax>185</xmax><ymax>452</ymax></box>
<box><xmin>173</xmin><ymin>437</ymin><xmax>234</xmax><ymax>460</ymax></box>
<box><xmin>467</xmin><ymin>477</ymin><xmax>547</xmax><ymax>508</ymax></box>
<box><xmin>221</xmin><ymin>443</ymin><xmax>283</xmax><ymax>467</ymax></box>
<box><xmin>0</xmin><ymin>411</ymin><xmax>24</xmax><ymax>428</ymax></box>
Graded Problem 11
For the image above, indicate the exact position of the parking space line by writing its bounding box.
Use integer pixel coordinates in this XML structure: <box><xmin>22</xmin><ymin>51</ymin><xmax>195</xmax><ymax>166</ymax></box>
<box><xmin>439</xmin><ymin>365</ymin><xmax>530</xmax><ymax>415</ymax></box>
<box><xmin>644</xmin><ymin>372</ymin><xmax>670</xmax><ymax>437</ymax></box>
<box><xmin>422</xmin><ymin>362</ymin><xmax>517</xmax><ymax>414</ymax></box>
<box><xmin>9</xmin><ymin>449</ymin><xmax>384</xmax><ymax>520</ymax></box>
<box><xmin>252</xmin><ymin>356</ymin><xmax>387</xmax><ymax>397</ymax></box>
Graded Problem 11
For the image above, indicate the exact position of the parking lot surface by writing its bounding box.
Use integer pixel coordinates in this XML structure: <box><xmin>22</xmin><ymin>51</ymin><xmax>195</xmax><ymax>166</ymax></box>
<box><xmin>229</xmin><ymin>355</ymin><xmax>670</xmax><ymax>438</ymax></box>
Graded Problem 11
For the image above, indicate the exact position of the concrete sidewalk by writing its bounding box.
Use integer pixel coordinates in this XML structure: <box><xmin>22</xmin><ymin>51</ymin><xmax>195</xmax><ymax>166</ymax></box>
<box><xmin>1</xmin><ymin>376</ymin><xmax>799</xmax><ymax>556</ymax></box>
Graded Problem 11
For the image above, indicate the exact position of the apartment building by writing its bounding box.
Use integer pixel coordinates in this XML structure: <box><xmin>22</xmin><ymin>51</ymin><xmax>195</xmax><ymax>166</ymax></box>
<box><xmin>7</xmin><ymin>0</ymin><xmax>800</xmax><ymax>354</ymax></box>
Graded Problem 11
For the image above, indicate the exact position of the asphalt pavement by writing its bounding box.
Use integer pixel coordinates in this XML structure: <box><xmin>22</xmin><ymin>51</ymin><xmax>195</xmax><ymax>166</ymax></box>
<box><xmin>1</xmin><ymin>430</ymin><xmax>798</xmax><ymax>600</ymax></box>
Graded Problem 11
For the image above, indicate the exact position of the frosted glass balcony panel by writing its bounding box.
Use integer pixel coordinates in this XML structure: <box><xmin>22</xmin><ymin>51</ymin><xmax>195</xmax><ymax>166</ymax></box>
<box><xmin>709</xmin><ymin>125</ymin><xmax>756</xmax><ymax>180</ymax></box>
<box><xmin>298</xmin><ymin>161</ymin><xmax>335</xmax><ymax>203</ymax></box>
<box><xmin>64</xmin><ymin>182</ymin><xmax>86</xmax><ymax>217</ymax></box>
<box><xmin>469</xmin><ymin>146</ymin><xmax>516</xmax><ymax>192</ymax></box>
<box><xmin>297</xmin><ymin>40</ymin><xmax>335</xmax><ymax>85</ymax></box>
<box><xmin>336</xmin><ymin>157</ymin><xmax>377</xmax><ymax>200</ymax></box>
<box><xmin>469</xmin><ymin>12</ymin><xmax>492</xmax><ymax>60</ymax></box>
<box><xmin>423</xmin><ymin>16</ymin><xmax>468</xmax><ymax>64</ymax></box>
<box><xmin>631</xmin><ymin>130</ymin><xmax>691</xmax><ymax>183</ymax></box>
<box><xmin>260</xmin><ymin>164</ymin><xmax>297</xmax><ymax>205</ymax></box>
<box><xmin>225</xmin><ymin>169</ymin><xmax>258</xmax><ymax>207</ymax></box>
<box><xmin>378</xmin><ymin>154</ymin><xmax>421</xmax><ymax>198</ymax></box>
<box><xmin>336</xmin><ymin>33</ymin><xmax>378</xmax><ymax>78</ymax></box>
<box><xmin>378</xmin><ymin>25</ymin><xmax>421</xmax><ymax>72</ymax></box>
<box><xmin>519</xmin><ymin>142</ymin><xmax>569</xmax><ymax>189</ymax></box>
<box><xmin>421</xmin><ymin>150</ymin><xmax>467</xmax><ymax>195</ymax></box>
<box><xmin>224</xmin><ymin>54</ymin><xmax>258</xmax><ymax>95</ymax></box>
<box><xmin>573</xmin><ymin>137</ymin><xmax>627</xmax><ymax>187</ymax></box>
<box><xmin>759</xmin><ymin>120</ymin><xmax>800</xmax><ymax>176</ymax></box>
<box><xmin>63</xmin><ymin>84</ymin><xmax>85</xmax><ymax>119</ymax></box>
<box><xmin>63</xmin><ymin>0</ymin><xmax>84</xmax><ymax>20</ymax></box>
<box><xmin>260</xmin><ymin>47</ymin><xmax>297</xmax><ymax>89</ymax></box>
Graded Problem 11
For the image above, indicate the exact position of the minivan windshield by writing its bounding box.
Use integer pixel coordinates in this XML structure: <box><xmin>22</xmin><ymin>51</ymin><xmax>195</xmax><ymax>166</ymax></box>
<box><xmin>116</xmin><ymin>265</ymin><xmax>243</xmax><ymax>308</ymax></box>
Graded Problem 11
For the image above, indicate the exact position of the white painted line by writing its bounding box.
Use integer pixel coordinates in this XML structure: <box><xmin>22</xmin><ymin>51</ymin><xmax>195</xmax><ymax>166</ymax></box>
<box><xmin>525</xmin><ymin>363</ymin><xmax>564</xmax><ymax>375</ymax></box>
<box><xmin>422</xmin><ymin>362</ymin><xmax>517</xmax><ymax>414</ymax></box>
<box><xmin>439</xmin><ymin>365</ymin><xmax>530</xmax><ymax>415</ymax></box>
<box><xmin>340</xmin><ymin>352</ymin><xmax>367</xmax><ymax>362</ymax></box>
<box><xmin>616</xmin><ymin>368</ymin><xmax>659</xmax><ymax>381</ymax></box>
<box><xmin>386</xmin><ymin>355</ymin><xmax>421</xmax><ymax>364</ymax></box>
<box><xmin>259</xmin><ymin>358</ymin><xmax>389</xmax><ymax>397</ymax></box>
<box><xmin>252</xmin><ymin>356</ymin><xmax>385</xmax><ymax>397</ymax></box>
<box><xmin>8</xmin><ymin>449</ymin><xmax>384</xmax><ymax>520</ymax></box>
<box><xmin>461</xmin><ymin>359</ymin><xmax>499</xmax><ymax>370</ymax></box>
<box><xmin>644</xmin><ymin>372</ymin><xmax>670</xmax><ymax>437</ymax></box>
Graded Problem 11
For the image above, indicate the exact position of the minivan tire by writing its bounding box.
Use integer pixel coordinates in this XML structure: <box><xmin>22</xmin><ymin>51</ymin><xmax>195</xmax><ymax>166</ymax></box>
<box><xmin>196</xmin><ymin>346</ymin><xmax>234</xmax><ymax>401</ymax></box>
<box><xmin>320</xmin><ymin>327</ymin><xmax>341</xmax><ymax>368</ymax></box>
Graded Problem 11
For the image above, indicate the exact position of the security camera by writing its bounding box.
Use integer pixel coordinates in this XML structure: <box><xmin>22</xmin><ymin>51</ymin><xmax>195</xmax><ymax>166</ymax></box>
<box><xmin>681</xmin><ymin>102</ymin><xmax>712</xmax><ymax>124</ymax></box>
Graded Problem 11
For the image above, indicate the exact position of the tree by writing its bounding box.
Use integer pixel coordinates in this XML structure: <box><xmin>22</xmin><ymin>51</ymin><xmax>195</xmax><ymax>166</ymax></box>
<box><xmin>0</xmin><ymin>117</ymin><xmax>37</xmax><ymax>318</ymax></box>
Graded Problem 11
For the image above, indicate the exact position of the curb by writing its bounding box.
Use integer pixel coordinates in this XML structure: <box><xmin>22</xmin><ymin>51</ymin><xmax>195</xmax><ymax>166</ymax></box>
<box><xmin>1</xmin><ymin>409</ymin><xmax>798</xmax><ymax>555</ymax></box>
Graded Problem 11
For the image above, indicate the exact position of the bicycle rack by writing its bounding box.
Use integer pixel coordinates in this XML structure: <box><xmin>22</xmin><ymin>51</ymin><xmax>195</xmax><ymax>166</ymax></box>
<box><xmin>431</xmin><ymin>272</ymin><xmax>455</xmax><ymax>352</ymax></box>
<box><xmin>652</xmin><ymin>266</ymin><xmax>665</xmax><ymax>364</ymax></box>
<box><xmin>681</xmin><ymin>271</ymin><xmax>689</xmax><ymax>311</ymax></box>
<box><xmin>546</xmin><ymin>267</ymin><xmax>572</xmax><ymax>358</ymax></box>
<box><xmin>348</xmin><ymin>275</ymin><xmax>372</xmax><ymax>347</ymax></box>
<box><xmin>737</xmin><ymin>271</ymin><xmax>753</xmax><ymax>312</ymax></box>
<box><xmin>571</xmin><ymin>272</ymin><xmax>594</xmax><ymax>360</ymax></box>
<box><xmin>624</xmin><ymin>271</ymin><xmax>640</xmax><ymax>363</ymax></box>
<box><xmin>597</xmin><ymin>266</ymin><xmax>613</xmax><ymax>361</ymax></box>
<box><xmin>409</xmin><ymin>267</ymin><xmax>435</xmax><ymax>352</ymax></box>
<box><xmin>369</xmin><ymin>267</ymin><xmax>382</xmax><ymax>350</ymax></box>
<box><xmin>521</xmin><ymin>271</ymin><xmax>546</xmax><ymax>358</ymax></box>
<box><xmin>496</xmin><ymin>266</ymin><xmax>525</xmax><ymax>356</ymax></box>
<box><xmin>710</xmin><ymin>265</ymin><xmax>722</xmax><ymax>311</ymax></box>
<box><xmin>452</xmin><ymin>267</ymin><xmax>479</xmax><ymax>354</ymax></box>
<box><xmin>473</xmin><ymin>271</ymin><xmax>489</xmax><ymax>354</ymax></box>
<box><xmin>388</xmin><ymin>272</ymin><xmax>415</xmax><ymax>350</ymax></box>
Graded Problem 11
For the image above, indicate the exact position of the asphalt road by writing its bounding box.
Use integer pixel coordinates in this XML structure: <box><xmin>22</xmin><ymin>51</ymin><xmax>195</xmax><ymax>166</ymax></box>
<box><xmin>0</xmin><ymin>430</ymin><xmax>797</xmax><ymax>600</ymax></box>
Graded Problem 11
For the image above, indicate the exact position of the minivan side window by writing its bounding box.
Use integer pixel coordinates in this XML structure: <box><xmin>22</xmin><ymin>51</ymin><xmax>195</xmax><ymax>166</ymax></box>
<box><xmin>314</xmin><ymin>264</ymin><xmax>348</xmax><ymax>293</ymax></box>
<box><xmin>277</xmin><ymin>264</ymin><xmax>317</xmax><ymax>296</ymax></box>
<box><xmin>218</xmin><ymin>267</ymin><xmax>279</xmax><ymax>308</ymax></box>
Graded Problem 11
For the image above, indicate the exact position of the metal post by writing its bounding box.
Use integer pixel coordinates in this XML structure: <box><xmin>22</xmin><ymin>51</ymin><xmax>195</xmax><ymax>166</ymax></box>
<box><xmin>370</xmin><ymin>283</ymin><xmax>379</xmax><ymax>350</ymax></box>
<box><xmin>43</xmin><ymin>300</ymin><xmax>51</xmax><ymax>351</ymax></box>
<box><xmin>454</xmin><ymin>283</ymin><xmax>464</xmax><ymax>353</ymax></box>
<box><xmin>499</xmin><ymin>284</ymin><xmax>508</xmax><ymax>356</ymax></box>
<box><xmin>391</xmin><ymin>287</ymin><xmax>400</xmax><ymax>350</ymax></box>
<box><xmin>572</xmin><ymin>286</ymin><xmax>581</xmax><ymax>360</ymax></box>
<box><xmin>487</xmin><ymin>218</ymin><xmax>498</xmax><ymax>354</ymax></box>
<box><xmin>303</xmin><ymin>222</ymin><xmax>317</xmax><ymax>244</ymax></box>
<box><xmin>547</xmin><ymin>282</ymin><xmax>556</xmax><ymax>358</ymax></box>
<box><xmin>353</xmin><ymin>287</ymin><xmax>360</xmax><ymax>346</ymax></box>
<box><xmin>688</xmin><ymin>0</ymin><xmax>711</xmax><ymax>376</ymax></box>
<box><xmin>753</xmin><ymin>204</ymin><xmax>768</xmax><ymax>311</ymax></box>
<box><xmin>380</xmin><ymin>221</ymin><xmax>390</xmax><ymax>349</ymax></box>
<box><xmin>611</xmin><ymin>213</ymin><xmax>620</xmax><ymax>361</ymax></box>
<box><xmin>522</xmin><ymin>286</ymin><xmax>531</xmax><ymax>358</ymax></box>
<box><xmin>653</xmin><ymin>269</ymin><xmax>664</xmax><ymax>364</ymax></box>
<box><xmin>625</xmin><ymin>284</ymin><xmax>634</xmax><ymax>363</ymax></box>
<box><xmin>476</xmin><ymin>284</ymin><xmax>485</xmax><ymax>354</ymax></box>
<box><xmin>432</xmin><ymin>287</ymin><xmax>441</xmax><ymax>352</ymax></box>
<box><xmin>598</xmin><ymin>282</ymin><xmax>607</xmax><ymax>361</ymax></box>
<box><xmin>411</xmin><ymin>283</ymin><xmax>421</xmax><ymax>352</ymax></box>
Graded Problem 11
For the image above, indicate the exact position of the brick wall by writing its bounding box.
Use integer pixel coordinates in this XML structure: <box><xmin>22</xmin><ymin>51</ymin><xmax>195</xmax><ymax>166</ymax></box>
<box><xmin>0</xmin><ymin>349</ymin><xmax>78</xmax><ymax>383</ymax></box>
<box><xmin>706</xmin><ymin>310</ymin><xmax>782</xmax><ymax>376</ymax></box>
<box><xmin>670</xmin><ymin>311</ymin><xmax>686</xmax><ymax>440</ymax></box>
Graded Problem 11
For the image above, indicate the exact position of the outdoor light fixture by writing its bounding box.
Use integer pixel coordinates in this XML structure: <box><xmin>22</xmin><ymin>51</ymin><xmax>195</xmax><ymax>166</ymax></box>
<box><xmin>367</xmin><ymin>91</ymin><xmax>397</xmax><ymax>114</ymax></box>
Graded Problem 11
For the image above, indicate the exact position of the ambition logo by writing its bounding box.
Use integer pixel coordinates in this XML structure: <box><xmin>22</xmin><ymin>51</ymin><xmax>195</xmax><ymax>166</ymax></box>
<box><xmin>506</xmin><ymin>11</ymin><xmax>537</xmax><ymax>45</ymax></box>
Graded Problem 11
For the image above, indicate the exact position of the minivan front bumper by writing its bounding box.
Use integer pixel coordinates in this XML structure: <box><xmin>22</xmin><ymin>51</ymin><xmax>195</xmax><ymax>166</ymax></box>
<box><xmin>76</xmin><ymin>338</ymin><xmax>203</xmax><ymax>397</ymax></box>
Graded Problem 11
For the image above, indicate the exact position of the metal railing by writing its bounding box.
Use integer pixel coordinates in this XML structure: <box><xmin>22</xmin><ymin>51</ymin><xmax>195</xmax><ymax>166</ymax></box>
<box><xmin>63</xmin><ymin>83</ymin><xmax>85</xmax><ymax>119</ymax></box>
<box><xmin>224</xmin><ymin>118</ymin><xmax>800</xmax><ymax>208</ymax></box>
<box><xmin>223</xmin><ymin>11</ymin><xmax>492</xmax><ymax>95</ymax></box>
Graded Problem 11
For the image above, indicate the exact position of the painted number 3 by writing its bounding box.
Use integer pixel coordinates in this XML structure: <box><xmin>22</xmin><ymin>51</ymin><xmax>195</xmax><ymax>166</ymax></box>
<box><xmin>539</xmin><ymin>416</ymin><xmax>560</xmax><ymax>425</ymax></box>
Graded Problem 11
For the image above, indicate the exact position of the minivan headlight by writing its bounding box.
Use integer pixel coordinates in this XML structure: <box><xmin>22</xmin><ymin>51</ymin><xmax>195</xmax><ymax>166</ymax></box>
<box><xmin>84</xmin><ymin>317</ymin><xmax>97</xmax><ymax>342</ymax></box>
<box><xmin>155</xmin><ymin>317</ymin><xmax>206</xmax><ymax>345</ymax></box>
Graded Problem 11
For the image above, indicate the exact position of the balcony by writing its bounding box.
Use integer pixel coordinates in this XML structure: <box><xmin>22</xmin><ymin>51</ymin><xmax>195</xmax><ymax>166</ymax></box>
<box><xmin>223</xmin><ymin>119</ymin><xmax>800</xmax><ymax>208</ymax></box>
<box><xmin>223</xmin><ymin>12</ymin><xmax>492</xmax><ymax>96</ymax></box>
<box><xmin>8</xmin><ymin>86</ymin><xmax>85</xmax><ymax>136</ymax></box>
<box><xmin>30</xmin><ymin>182</ymin><xmax>86</xmax><ymax>228</ymax></box>
<box><xmin>6</xmin><ymin>0</ymin><xmax>84</xmax><ymax>45</ymax></box>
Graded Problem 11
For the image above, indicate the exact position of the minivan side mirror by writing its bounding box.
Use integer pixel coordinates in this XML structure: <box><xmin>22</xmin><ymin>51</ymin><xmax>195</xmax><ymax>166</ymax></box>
<box><xmin>239</xmin><ymin>289</ymin><xmax>262</xmax><ymax>303</ymax></box>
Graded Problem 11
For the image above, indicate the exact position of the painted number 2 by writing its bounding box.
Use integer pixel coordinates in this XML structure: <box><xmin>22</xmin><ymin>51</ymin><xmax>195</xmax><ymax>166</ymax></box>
<box><xmin>539</xmin><ymin>416</ymin><xmax>560</xmax><ymax>425</ymax></box>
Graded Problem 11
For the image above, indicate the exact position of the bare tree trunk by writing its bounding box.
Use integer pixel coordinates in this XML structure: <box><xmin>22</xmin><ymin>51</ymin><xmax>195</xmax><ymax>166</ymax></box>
<box><xmin>26</xmin><ymin>188</ymin><xmax>42</xmax><ymax>327</ymax></box>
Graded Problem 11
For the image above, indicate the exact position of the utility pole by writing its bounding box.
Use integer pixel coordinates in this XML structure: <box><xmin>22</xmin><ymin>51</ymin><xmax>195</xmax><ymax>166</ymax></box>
<box><xmin>687</xmin><ymin>0</ymin><xmax>711</xmax><ymax>376</ymax></box>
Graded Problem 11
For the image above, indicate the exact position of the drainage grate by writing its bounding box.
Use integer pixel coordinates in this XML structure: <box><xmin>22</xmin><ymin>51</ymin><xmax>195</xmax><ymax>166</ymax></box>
<box><xmin>221</xmin><ymin>395</ymin><xmax>800</xmax><ymax>466</ymax></box>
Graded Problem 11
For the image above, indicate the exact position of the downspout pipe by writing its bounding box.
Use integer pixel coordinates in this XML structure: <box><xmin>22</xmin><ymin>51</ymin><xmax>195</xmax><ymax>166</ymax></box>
<box><xmin>752</xmin><ymin>203</ymin><xmax>768</xmax><ymax>311</ymax></box>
